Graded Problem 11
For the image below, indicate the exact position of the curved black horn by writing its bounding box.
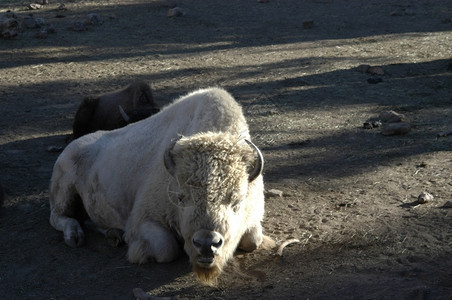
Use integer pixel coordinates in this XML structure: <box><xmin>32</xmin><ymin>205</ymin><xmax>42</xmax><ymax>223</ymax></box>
<box><xmin>245</xmin><ymin>139</ymin><xmax>264</xmax><ymax>182</ymax></box>
<box><xmin>118</xmin><ymin>105</ymin><xmax>131</xmax><ymax>123</ymax></box>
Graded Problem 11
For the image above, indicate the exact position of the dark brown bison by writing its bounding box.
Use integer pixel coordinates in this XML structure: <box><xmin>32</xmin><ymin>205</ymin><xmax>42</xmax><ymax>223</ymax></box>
<box><xmin>71</xmin><ymin>80</ymin><xmax>160</xmax><ymax>141</ymax></box>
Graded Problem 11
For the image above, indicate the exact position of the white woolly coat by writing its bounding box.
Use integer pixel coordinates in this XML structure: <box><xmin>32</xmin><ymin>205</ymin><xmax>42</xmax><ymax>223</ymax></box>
<box><xmin>50</xmin><ymin>88</ymin><xmax>264</xmax><ymax>255</ymax></box>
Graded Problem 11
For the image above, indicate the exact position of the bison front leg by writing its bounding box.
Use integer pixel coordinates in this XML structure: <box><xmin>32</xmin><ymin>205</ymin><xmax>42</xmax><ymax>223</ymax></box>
<box><xmin>50</xmin><ymin>209</ymin><xmax>85</xmax><ymax>247</ymax></box>
<box><xmin>127</xmin><ymin>221</ymin><xmax>180</xmax><ymax>264</ymax></box>
<box><xmin>238</xmin><ymin>224</ymin><xmax>264</xmax><ymax>252</ymax></box>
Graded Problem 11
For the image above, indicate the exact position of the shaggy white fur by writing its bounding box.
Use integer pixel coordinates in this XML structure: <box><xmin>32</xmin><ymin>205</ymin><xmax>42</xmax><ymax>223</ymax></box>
<box><xmin>49</xmin><ymin>87</ymin><xmax>266</xmax><ymax>285</ymax></box>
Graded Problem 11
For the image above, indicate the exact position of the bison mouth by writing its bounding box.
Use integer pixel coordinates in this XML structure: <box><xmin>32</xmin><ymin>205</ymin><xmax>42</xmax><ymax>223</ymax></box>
<box><xmin>197</xmin><ymin>255</ymin><xmax>214</xmax><ymax>265</ymax></box>
<box><xmin>193</xmin><ymin>260</ymin><xmax>223</xmax><ymax>286</ymax></box>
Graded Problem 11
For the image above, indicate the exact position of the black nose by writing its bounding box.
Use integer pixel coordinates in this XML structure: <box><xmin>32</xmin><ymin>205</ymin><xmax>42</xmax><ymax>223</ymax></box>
<box><xmin>192</xmin><ymin>230</ymin><xmax>224</xmax><ymax>257</ymax></box>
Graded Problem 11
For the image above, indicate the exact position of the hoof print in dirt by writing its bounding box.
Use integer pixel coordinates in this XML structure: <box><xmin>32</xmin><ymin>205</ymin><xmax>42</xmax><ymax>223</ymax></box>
<box><xmin>417</xmin><ymin>192</ymin><xmax>433</xmax><ymax>204</ymax></box>
<box><xmin>302</xmin><ymin>20</ymin><xmax>314</xmax><ymax>29</ymax></box>
<box><xmin>367</xmin><ymin>77</ymin><xmax>383</xmax><ymax>84</ymax></box>
<box><xmin>167</xmin><ymin>7</ymin><xmax>185</xmax><ymax>17</ymax></box>
<box><xmin>381</xmin><ymin>122</ymin><xmax>411</xmax><ymax>136</ymax></box>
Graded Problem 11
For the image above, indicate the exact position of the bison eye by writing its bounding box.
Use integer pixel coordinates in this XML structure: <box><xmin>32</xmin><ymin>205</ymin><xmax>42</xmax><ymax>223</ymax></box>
<box><xmin>178</xmin><ymin>194</ymin><xmax>186</xmax><ymax>205</ymax></box>
<box><xmin>232</xmin><ymin>202</ymin><xmax>241</xmax><ymax>213</ymax></box>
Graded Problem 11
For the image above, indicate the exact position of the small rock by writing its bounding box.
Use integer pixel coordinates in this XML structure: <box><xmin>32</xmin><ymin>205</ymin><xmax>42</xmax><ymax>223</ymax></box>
<box><xmin>85</xmin><ymin>13</ymin><xmax>102</xmax><ymax>25</ymax></box>
<box><xmin>28</xmin><ymin>3</ymin><xmax>42</xmax><ymax>10</ymax></box>
<box><xmin>5</xmin><ymin>11</ymin><xmax>18</xmax><ymax>19</ymax></box>
<box><xmin>23</xmin><ymin>16</ymin><xmax>39</xmax><ymax>29</ymax></box>
<box><xmin>417</xmin><ymin>192</ymin><xmax>433</xmax><ymax>204</ymax></box>
<box><xmin>367</xmin><ymin>66</ymin><xmax>384</xmax><ymax>76</ymax></box>
<box><xmin>167</xmin><ymin>7</ymin><xmax>185</xmax><ymax>17</ymax></box>
<box><xmin>371</xmin><ymin>120</ymin><xmax>382</xmax><ymax>128</ymax></box>
<box><xmin>302</xmin><ymin>20</ymin><xmax>314</xmax><ymax>29</ymax></box>
<box><xmin>40</xmin><ymin>0</ymin><xmax>49</xmax><ymax>4</ymax></box>
<box><xmin>0</xmin><ymin>14</ymin><xmax>20</xmax><ymax>38</ymax></box>
<box><xmin>356</xmin><ymin>64</ymin><xmax>370</xmax><ymax>73</ymax></box>
<box><xmin>379</xmin><ymin>110</ymin><xmax>406</xmax><ymax>123</ymax></box>
<box><xmin>381</xmin><ymin>122</ymin><xmax>411</xmax><ymax>136</ymax></box>
<box><xmin>267</xmin><ymin>189</ymin><xmax>283</xmax><ymax>197</ymax></box>
<box><xmin>367</xmin><ymin>77</ymin><xmax>382</xmax><ymax>84</ymax></box>
<box><xmin>56</xmin><ymin>3</ymin><xmax>67</xmax><ymax>11</ymax></box>
<box><xmin>364</xmin><ymin>120</ymin><xmax>382</xmax><ymax>129</ymax></box>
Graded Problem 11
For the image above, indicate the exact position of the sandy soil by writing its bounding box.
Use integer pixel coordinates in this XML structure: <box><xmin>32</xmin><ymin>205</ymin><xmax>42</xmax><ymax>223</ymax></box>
<box><xmin>0</xmin><ymin>0</ymin><xmax>451</xmax><ymax>299</ymax></box>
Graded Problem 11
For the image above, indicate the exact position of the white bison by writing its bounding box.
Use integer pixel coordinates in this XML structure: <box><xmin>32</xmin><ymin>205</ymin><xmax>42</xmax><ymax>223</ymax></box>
<box><xmin>49</xmin><ymin>87</ymin><xmax>270</xmax><ymax>285</ymax></box>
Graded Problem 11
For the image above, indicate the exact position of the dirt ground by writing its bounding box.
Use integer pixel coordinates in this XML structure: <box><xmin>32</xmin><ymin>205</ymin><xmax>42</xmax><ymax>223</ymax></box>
<box><xmin>1</xmin><ymin>0</ymin><xmax>451</xmax><ymax>299</ymax></box>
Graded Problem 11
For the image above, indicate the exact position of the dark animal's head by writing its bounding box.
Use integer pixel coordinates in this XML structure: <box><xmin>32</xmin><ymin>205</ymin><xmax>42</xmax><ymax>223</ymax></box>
<box><xmin>70</xmin><ymin>80</ymin><xmax>161</xmax><ymax>142</ymax></box>
<box><xmin>118</xmin><ymin>80</ymin><xmax>160</xmax><ymax>123</ymax></box>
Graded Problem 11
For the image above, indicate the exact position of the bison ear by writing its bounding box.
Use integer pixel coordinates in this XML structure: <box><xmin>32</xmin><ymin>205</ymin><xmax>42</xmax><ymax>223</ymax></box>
<box><xmin>245</xmin><ymin>140</ymin><xmax>264</xmax><ymax>182</ymax></box>
<box><xmin>164</xmin><ymin>138</ymin><xmax>181</xmax><ymax>177</ymax></box>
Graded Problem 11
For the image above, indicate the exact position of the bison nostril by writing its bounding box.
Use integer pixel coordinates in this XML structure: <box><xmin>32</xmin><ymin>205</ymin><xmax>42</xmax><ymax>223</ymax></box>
<box><xmin>192</xmin><ymin>230</ymin><xmax>224</xmax><ymax>255</ymax></box>
<box><xmin>212</xmin><ymin>239</ymin><xmax>223</xmax><ymax>249</ymax></box>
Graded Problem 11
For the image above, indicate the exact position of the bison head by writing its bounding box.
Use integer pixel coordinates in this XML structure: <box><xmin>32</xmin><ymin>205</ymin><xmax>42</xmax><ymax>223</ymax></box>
<box><xmin>164</xmin><ymin>132</ymin><xmax>263</xmax><ymax>285</ymax></box>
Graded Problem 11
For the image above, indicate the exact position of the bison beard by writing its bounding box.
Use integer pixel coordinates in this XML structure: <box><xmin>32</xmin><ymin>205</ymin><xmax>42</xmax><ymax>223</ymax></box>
<box><xmin>193</xmin><ymin>263</ymin><xmax>223</xmax><ymax>286</ymax></box>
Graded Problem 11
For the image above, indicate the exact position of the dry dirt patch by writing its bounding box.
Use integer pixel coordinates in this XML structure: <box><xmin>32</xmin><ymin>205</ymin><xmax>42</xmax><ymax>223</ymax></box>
<box><xmin>1</xmin><ymin>0</ymin><xmax>451</xmax><ymax>299</ymax></box>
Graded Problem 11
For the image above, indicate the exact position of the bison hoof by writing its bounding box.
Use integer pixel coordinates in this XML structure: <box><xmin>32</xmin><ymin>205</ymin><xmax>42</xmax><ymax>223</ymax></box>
<box><xmin>105</xmin><ymin>228</ymin><xmax>125</xmax><ymax>247</ymax></box>
<box><xmin>63</xmin><ymin>220</ymin><xmax>85</xmax><ymax>247</ymax></box>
